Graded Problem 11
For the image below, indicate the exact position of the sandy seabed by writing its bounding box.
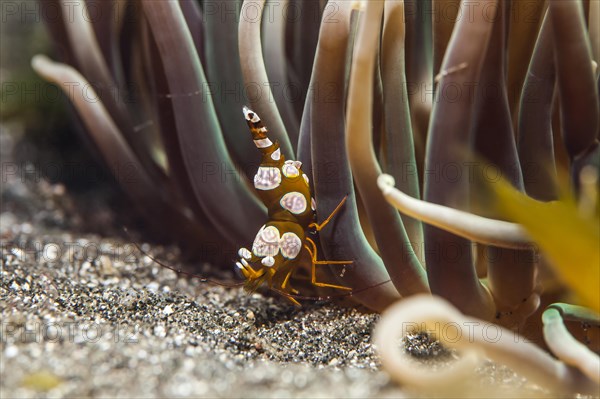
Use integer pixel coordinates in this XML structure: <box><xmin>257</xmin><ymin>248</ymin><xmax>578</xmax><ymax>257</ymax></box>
<box><xmin>0</xmin><ymin>134</ymin><xmax>541</xmax><ymax>398</ymax></box>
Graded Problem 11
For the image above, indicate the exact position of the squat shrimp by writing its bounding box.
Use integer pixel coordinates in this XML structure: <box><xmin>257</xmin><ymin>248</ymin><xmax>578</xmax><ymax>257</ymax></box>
<box><xmin>235</xmin><ymin>106</ymin><xmax>353</xmax><ymax>306</ymax></box>
<box><xmin>129</xmin><ymin>107</ymin><xmax>371</xmax><ymax>306</ymax></box>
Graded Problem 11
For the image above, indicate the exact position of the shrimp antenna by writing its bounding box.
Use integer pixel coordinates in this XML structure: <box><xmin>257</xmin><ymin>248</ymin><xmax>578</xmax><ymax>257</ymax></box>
<box><xmin>270</xmin><ymin>279</ymin><xmax>394</xmax><ymax>303</ymax></box>
<box><xmin>122</xmin><ymin>227</ymin><xmax>245</xmax><ymax>288</ymax></box>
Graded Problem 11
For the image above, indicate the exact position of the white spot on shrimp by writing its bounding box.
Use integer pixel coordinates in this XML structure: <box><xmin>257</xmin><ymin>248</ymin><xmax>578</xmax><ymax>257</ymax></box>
<box><xmin>243</xmin><ymin>106</ymin><xmax>260</xmax><ymax>123</ymax></box>
<box><xmin>252</xmin><ymin>225</ymin><xmax>280</xmax><ymax>257</ymax></box>
<box><xmin>280</xmin><ymin>192</ymin><xmax>307</xmax><ymax>214</ymax></box>
<box><xmin>302</xmin><ymin>174</ymin><xmax>309</xmax><ymax>186</ymax></box>
<box><xmin>254</xmin><ymin>138</ymin><xmax>273</xmax><ymax>148</ymax></box>
<box><xmin>311</xmin><ymin>197</ymin><xmax>316</xmax><ymax>211</ymax></box>
<box><xmin>282</xmin><ymin>160</ymin><xmax>300</xmax><ymax>178</ymax></box>
<box><xmin>235</xmin><ymin>261</ymin><xmax>244</xmax><ymax>270</ymax></box>
<box><xmin>241</xmin><ymin>258</ymin><xmax>249</xmax><ymax>267</ymax></box>
<box><xmin>271</xmin><ymin>148</ymin><xmax>281</xmax><ymax>161</ymax></box>
<box><xmin>238</xmin><ymin>247</ymin><xmax>252</xmax><ymax>260</ymax></box>
<box><xmin>254</xmin><ymin>167</ymin><xmax>281</xmax><ymax>190</ymax></box>
<box><xmin>261</xmin><ymin>256</ymin><xmax>275</xmax><ymax>267</ymax></box>
<box><xmin>280</xmin><ymin>232</ymin><xmax>302</xmax><ymax>259</ymax></box>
